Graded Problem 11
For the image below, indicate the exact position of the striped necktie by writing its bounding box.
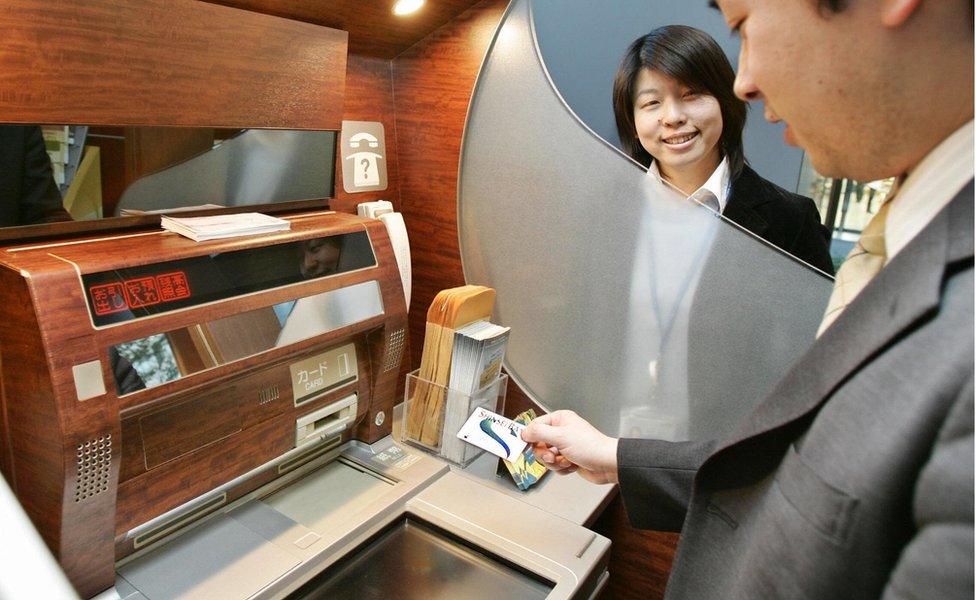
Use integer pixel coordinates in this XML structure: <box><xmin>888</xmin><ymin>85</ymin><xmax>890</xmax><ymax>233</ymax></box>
<box><xmin>816</xmin><ymin>200</ymin><xmax>892</xmax><ymax>337</ymax></box>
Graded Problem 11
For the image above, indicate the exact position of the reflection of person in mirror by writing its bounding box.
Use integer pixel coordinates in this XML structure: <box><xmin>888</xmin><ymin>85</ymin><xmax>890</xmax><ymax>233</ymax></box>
<box><xmin>300</xmin><ymin>237</ymin><xmax>342</xmax><ymax>279</ymax></box>
<box><xmin>611</xmin><ymin>26</ymin><xmax>833</xmax><ymax>274</ymax></box>
<box><xmin>0</xmin><ymin>125</ymin><xmax>73</xmax><ymax>226</ymax></box>
<box><xmin>524</xmin><ymin>2</ymin><xmax>972</xmax><ymax>599</ymax></box>
<box><xmin>109</xmin><ymin>346</ymin><xmax>145</xmax><ymax>396</ymax></box>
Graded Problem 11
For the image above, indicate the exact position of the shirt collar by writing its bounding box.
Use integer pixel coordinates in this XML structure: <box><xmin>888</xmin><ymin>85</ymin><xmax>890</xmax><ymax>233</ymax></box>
<box><xmin>885</xmin><ymin>120</ymin><xmax>974</xmax><ymax>262</ymax></box>
<box><xmin>648</xmin><ymin>157</ymin><xmax>731</xmax><ymax>212</ymax></box>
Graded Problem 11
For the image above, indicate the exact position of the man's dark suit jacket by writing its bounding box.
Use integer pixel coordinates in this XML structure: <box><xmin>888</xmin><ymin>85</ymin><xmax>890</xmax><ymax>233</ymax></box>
<box><xmin>724</xmin><ymin>165</ymin><xmax>834</xmax><ymax>275</ymax></box>
<box><xmin>619</xmin><ymin>183</ymin><xmax>974</xmax><ymax>598</ymax></box>
<box><xmin>0</xmin><ymin>125</ymin><xmax>72</xmax><ymax>226</ymax></box>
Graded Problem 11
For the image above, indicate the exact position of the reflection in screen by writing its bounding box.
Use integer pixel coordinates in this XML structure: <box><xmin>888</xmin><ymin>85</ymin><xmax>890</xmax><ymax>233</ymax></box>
<box><xmin>114</xmin><ymin>333</ymin><xmax>179</xmax><ymax>389</ymax></box>
<box><xmin>115</xmin><ymin>130</ymin><xmax>337</xmax><ymax>215</ymax></box>
<box><xmin>289</xmin><ymin>519</ymin><xmax>552</xmax><ymax>600</ymax></box>
<box><xmin>109</xmin><ymin>281</ymin><xmax>384</xmax><ymax>396</ymax></box>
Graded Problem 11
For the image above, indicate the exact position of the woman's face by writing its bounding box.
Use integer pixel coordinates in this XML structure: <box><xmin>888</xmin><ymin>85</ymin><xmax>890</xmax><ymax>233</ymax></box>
<box><xmin>632</xmin><ymin>68</ymin><xmax>723</xmax><ymax>176</ymax></box>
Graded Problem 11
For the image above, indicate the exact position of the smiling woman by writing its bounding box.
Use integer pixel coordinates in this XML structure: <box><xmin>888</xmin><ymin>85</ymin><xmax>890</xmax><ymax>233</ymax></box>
<box><xmin>612</xmin><ymin>25</ymin><xmax>833</xmax><ymax>275</ymax></box>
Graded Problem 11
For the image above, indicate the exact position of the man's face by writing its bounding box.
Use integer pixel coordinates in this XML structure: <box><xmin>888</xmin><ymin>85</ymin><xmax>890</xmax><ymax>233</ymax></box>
<box><xmin>715</xmin><ymin>0</ymin><xmax>892</xmax><ymax>180</ymax></box>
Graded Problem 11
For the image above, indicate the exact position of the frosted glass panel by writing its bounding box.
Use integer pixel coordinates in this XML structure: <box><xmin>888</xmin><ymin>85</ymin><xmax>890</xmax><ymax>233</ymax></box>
<box><xmin>457</xmin><ymin>0</ymin><xmax>833</xmax><ymax>441</ymax></box>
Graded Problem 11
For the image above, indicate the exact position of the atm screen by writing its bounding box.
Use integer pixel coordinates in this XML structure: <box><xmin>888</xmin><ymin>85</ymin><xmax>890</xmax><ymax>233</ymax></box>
<box><xmin>82</xmin><ymin>230</ymin><xmax>375</xmax><ymax>327</ymax></box>
<box><xmin>289</xmin><ymin>517</ymin><xmax>553</xmax><ymax>600</ymax></box>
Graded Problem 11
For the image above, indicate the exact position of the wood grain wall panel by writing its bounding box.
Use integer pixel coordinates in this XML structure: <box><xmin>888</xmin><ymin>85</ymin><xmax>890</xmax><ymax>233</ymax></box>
<box><xmin>592</xmin><ymin>495</ymin><xmax>680</xmax><ymax>600</ymax></box>
<box><xmin>85</xmin><ymin>127</ymin><xmax>127</xmax><ymax>217</ymax></box>
<box><xmin>392</xmin><ymin>0</ymin><xmax>508</xmax><ymax>371</ymax></box>
<box><xmin>331</xmin><ymin>55</ymin><xmax>400</xmax><ymax>215</ymax></box>
<box><xmin>123</xmin><ymin>127</ymin><xmax>215</xmax><ymax>187</ymax></box>
<box><xmin>332</xmin><ymin>54</ymin><xmax>414</xmax><ymax>392</ymax></box>
<box><xmin>202</xmin><ymin>0</ymin><xmax>482</xmax><ymax>58</ymax></box>
<box><xmin>0</xmin><ymin>0</ymin><xmax>347</xmax><ymax>129</ymax></box>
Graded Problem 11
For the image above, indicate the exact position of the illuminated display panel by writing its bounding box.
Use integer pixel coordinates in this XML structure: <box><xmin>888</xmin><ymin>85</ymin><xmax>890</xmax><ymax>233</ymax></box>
<box><xmin>82</xmin><ymin>230</ymin><xmax>375</xmax><ymax>327</ymax></box>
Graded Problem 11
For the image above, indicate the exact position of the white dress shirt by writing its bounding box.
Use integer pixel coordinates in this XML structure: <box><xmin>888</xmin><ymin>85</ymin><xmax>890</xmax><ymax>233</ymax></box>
<box><xmin>886</xmin><ymin>120</ymin><xmax>974</xmax><ymax>263</ymax></box>
<box><xmin>647</xmin><ymin>157</ymin><xmax>732</xmax><ymax>213</ymax></box>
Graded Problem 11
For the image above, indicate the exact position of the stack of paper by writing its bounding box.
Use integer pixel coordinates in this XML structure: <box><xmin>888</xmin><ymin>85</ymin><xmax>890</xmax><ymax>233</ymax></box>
<box><xmin>161</xmin><ymin>213</ymin><xmax>290</xmax><ymax>241</ymax></box>
<box><xmin>439</xmin><ymin>320</ymin><xmax>511</xmax><ymax>462</ymax></box>
<box><xmin>404</xmin><ymin>285</ymin><xmax>496</xmax><ymax>447</ymax></box>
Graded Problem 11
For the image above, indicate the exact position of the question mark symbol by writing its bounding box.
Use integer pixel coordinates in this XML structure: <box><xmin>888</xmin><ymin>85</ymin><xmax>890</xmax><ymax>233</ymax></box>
<box><xmin>361</xmin><ymin>158</ymin><xmax>370</xmax><ymax>179</ymax></box>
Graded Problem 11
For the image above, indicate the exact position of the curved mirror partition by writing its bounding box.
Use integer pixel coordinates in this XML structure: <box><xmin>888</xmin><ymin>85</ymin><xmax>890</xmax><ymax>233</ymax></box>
<box><xmin>530</xmin><ymin>0</ymin><xmax>804</xmax><ymax>193</ymax></box>
<box><xmin>457</xmin><ymin>0</ymin><xmax>833</xmax><ymax>441</ymax></box>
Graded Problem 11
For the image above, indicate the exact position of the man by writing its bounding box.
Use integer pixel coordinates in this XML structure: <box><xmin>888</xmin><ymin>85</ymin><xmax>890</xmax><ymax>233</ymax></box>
<box><xmin>0</xmin><ymin>125</ymin><xmax>72</xmax><ymax>226</ymax></box>
<box><xmin>522</xmin><ymin>1</ymin><xmax>973</xmax><ymax>598</ymax></box>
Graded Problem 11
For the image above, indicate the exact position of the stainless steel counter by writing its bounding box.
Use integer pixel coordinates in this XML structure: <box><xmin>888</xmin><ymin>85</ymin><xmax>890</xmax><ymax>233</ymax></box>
<box><xmin>392</xmin><ymin>401</ymin><xmax>618</xmax><ymax>527</ymax></box>
<box><xmin>101</xmin><ymin>432</ymin><xmax>610</xmax><ymax>600</ymax></box>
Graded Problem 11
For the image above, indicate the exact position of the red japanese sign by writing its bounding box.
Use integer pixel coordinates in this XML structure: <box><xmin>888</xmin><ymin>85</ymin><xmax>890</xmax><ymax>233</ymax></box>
<box><xmin>88</xmin><ymin>270</ymin><xmax>191</xmax><ymax>316</ymax></box>
<box><xmin>155</xmin><ymin>272</ymin><xmax>191</xmax><ymax>301</ymax></box>
<box><xmin>123</xmin><ymin>277</ymin><xmax>161</xmax><ymax>308</ymax></box>
<box><xmin>89</xmin><ymin>283</ymin><xmax>128</xmax><ymax>316</ymax></box>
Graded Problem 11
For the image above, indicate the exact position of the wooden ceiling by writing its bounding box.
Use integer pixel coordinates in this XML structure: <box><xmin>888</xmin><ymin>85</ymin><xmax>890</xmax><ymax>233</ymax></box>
<box><xmin>203</xmin><ymin>0</ymin><xmax>488</xmax><ymax>58</ymax></box>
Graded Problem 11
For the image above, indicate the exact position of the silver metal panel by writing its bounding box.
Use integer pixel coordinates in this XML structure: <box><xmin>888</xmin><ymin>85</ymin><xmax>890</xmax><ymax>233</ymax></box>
<box><xmin>262</xmin><ymin>460</ymin><xmax>393</xmax><ymax>534</ymax></box>
<box><xmin>275</xmin><ymin>280</ymin><xmax>385</xmax><ymax>347</ymax></box>
<box><xmin>114</xmin><ymin>439</ymin><xmax>606</xmax><ymax>600</ymax></box>
<box><xmin>409</xmin><ymin>471</ymin><xmax>611</xmax><ymax>600</ymax></box>
<box><xmin>457</xmin><ymin>0</ymin><xmax>833</xmax><ymax>441</ymax></box>
<box><xmin>117</xmin><ymin>515</ymin><xmax>300</xmax><ymax>600</ymax></box>
<box><xmin>115</xmin><ymin>130</ymin><xmax>335</xmax><ymax>214</ymax></box>
<box><xmin>230</xmin><ymin>502</ymin><xmax>324</xmax><ymax>560</ymax></box>
<box><xmin>72</xmin><ymin>359</ymin><xmax>106</xmax><ymax>401</ymax></box>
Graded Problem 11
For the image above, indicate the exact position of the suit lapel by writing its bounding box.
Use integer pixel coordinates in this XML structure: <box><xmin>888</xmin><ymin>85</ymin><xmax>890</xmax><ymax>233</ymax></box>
<box><xmin>715</xmin><ymin>182</ymin><xmax>973</xmax><ymax>454</ymax></box>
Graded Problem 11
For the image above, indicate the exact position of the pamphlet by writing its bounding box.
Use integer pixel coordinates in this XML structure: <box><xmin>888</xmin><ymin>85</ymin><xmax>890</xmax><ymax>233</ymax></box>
<box><xmin>438</xmin><ymin>320</ymin><xmax>511</xmax><ymax>462</ymax></box>
<box><xmin>161</xmin><ymin>212</ymin><xmax>290</xmax><ymax>241</ymax></box>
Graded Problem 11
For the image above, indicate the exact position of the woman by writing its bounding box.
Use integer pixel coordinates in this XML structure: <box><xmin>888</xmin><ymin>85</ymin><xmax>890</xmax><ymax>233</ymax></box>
<box><xmin>612</xmin><ymin>25</ymin><xmax>834</xmax><ymax>274</ymax></box>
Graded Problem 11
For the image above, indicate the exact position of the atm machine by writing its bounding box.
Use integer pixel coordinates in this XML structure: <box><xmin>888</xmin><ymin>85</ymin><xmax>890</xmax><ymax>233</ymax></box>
<box><xmin>0</xmin><ymin>210</ymin><xmax>609</xmax><ymax>599</ymax></box>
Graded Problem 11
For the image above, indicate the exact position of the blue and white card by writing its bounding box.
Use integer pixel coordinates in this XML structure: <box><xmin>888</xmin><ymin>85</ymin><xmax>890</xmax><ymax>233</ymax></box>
<box><xmin>456</xmin><ymin>407</ymin><xmax>527</xmax><ymax>462</ymax></box>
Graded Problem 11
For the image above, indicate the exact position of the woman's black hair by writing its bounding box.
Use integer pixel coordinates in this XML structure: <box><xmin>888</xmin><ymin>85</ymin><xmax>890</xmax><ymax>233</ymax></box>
<box><xmin>612</xmin><ymin>25</ymin><xmax>747</xmax><ymax>177</ymax></box>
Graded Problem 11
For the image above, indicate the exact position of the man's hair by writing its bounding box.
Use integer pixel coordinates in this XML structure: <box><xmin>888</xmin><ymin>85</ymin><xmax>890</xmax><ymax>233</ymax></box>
<box><xmin>611</xmin><ymin>25</ymin><xmax>748</xmax><ymax>177</ymax></box>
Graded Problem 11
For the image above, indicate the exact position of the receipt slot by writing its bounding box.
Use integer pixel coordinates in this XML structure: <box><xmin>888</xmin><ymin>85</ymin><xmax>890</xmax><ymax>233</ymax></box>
<box><xmin>295</xmin><ymin>395</ymin><xmax>359</xmax><ymax>446</ymax></box>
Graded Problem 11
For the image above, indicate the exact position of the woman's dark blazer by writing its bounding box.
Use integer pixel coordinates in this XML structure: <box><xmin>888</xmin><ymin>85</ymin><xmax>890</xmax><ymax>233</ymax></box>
<box><xmin>682</xmin><ymin>165</ymin><xmax>834</xmax><ymax>441</ymax></box>
<box><xmin>724</xmin><ymin>165</ymin><xmax>834</xmax><ymax>275</ymax></box>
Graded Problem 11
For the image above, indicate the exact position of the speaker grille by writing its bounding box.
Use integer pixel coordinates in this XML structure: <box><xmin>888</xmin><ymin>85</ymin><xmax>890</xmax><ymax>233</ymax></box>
<box><xmin>258</xmin><ymin>385</ymin><xmax>280</xmax><ymax>405</ymax></box>
<box><xmin>382</xmin><ymin>328</ymin><xmax>405</xmax><ymax>373</ymax></box>
<box><xmin>74</xmin><ymin>434</ymin><xmax>111</xmax><ymax>503</ymax></box>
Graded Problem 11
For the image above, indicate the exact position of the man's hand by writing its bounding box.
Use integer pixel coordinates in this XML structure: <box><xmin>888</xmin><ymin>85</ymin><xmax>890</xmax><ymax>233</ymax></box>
<box><xmin>520</xmin><ymin>410</ymin><xmax>619</xmax><ymax>484</ymax></box>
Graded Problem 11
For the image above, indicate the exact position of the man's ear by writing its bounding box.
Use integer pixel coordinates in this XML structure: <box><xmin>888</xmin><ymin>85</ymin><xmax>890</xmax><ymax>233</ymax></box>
<box><xmin>882</xmin><ymin>0</ymin><xmax>923</xmax><ymax>27</ymax></box>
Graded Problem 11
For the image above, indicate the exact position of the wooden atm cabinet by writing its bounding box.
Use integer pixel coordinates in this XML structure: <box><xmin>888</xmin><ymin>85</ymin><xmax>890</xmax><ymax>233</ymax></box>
<box><xmin>0</xmin><ymin>211</ymin><xmax>408</xmax><ymax>597</ymax></box>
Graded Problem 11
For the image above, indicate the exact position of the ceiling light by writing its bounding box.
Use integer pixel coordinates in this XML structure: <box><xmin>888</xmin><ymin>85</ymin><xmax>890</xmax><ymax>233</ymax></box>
<box><xmin>393</xmin><ymin>0</ymin><xmax>424</xmax><ymax>16</ymax></box>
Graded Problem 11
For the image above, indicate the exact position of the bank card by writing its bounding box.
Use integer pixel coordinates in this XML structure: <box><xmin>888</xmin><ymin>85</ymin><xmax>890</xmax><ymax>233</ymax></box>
<box><xmin>456</xmin><ymin>407</ymin><xmax>527</xmax><ymax>462</ymax></box>
<box><xmin>503</xmin><ymin>409</ymin><xmax>549</xmax><ymax>491</ymax></box>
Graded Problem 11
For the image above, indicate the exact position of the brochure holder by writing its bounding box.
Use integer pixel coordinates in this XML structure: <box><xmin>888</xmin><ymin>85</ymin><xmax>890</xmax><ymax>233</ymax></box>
<box><xmin>401</xmin><ymin>369</ymin><xmax>508</xmax><ymax>467</ymax></box>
